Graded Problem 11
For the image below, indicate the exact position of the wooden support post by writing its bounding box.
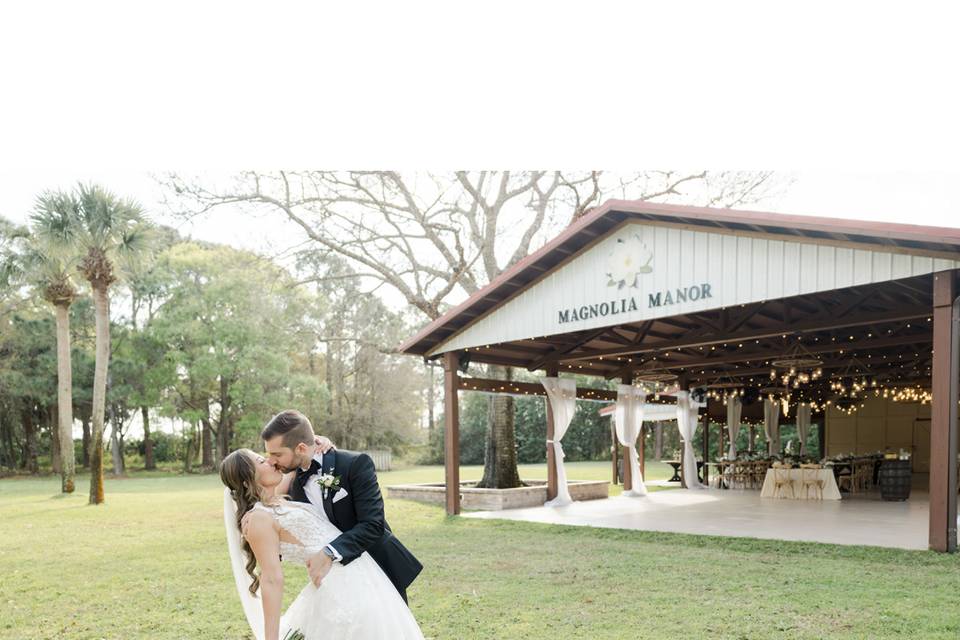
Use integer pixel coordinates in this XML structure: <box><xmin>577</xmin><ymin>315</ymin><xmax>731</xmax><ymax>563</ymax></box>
<box><xmin>443</xmin><ymin>352</ymin><xmax>461</xmax><ymax>516</ymax></box>
<box><xmin>620</xmin><ymin>375</ymin><xmax>632</xmax><ymax>491</ymax></box>
<box><xmin>930</xmin><ymin>270</ymin><xmax>959</xmax><ymax>552</ymax></box>
<box><xmin>748</xmin><ymin>425</ymin><xmax>755</xmax><ymax>453</ymax></box>
<box><xmin>544</xmin><ymin>366</ymin><xmax>559</xmax><ymax>502</ymax></box>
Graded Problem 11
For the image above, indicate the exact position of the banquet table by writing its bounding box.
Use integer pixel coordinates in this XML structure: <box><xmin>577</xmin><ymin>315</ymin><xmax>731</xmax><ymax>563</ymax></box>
<box><xmin>760</xmin><ymin>468</ymin><xmax>842</xmax><ymax>500</ymax></box>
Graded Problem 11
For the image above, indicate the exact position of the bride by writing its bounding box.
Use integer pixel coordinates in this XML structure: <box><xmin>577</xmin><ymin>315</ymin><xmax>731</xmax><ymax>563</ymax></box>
<box><xmin>220</xmin><ymin>449</ymin><xmax>425</xmax><ymax>640</ymax></box>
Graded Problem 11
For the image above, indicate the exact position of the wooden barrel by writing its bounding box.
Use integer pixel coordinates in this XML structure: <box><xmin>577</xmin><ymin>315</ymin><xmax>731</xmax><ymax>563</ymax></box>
<box><xmin>878</xmin><ymin>459</ymin><xmax>912</xmax><ymax>501</ymax></box>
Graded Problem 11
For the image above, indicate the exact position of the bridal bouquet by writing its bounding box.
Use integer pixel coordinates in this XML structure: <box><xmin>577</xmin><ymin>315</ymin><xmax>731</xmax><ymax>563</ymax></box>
<box><xmin>283</xmin><ymin>629</ymin><xmax>306</xmax><ymax>640</ymax></box>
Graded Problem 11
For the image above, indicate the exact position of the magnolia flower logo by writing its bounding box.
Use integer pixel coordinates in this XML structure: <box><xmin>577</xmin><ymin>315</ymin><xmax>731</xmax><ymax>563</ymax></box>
<box><xmin>605</xmin><ymin>234</ymin><xmax>653</xmax><ymax>289</ymax></box>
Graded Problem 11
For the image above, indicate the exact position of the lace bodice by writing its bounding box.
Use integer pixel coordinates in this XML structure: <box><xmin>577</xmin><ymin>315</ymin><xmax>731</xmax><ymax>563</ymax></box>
<box><xmin>253</xmin><ymin>501</ymin><xmax>342</xmax><ymax>565</ymax></box>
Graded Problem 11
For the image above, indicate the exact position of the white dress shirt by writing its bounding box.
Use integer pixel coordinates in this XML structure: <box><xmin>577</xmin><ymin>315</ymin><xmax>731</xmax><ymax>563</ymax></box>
<box><xmin>299</xmin><ymin>450</ymin><xmax>343</xmax><ymax>561</ymax></box>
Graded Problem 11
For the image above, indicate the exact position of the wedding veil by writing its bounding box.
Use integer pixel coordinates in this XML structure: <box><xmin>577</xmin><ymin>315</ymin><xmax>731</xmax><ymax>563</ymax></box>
<box><xmin>223</xmin><ymin>488</ymin><xmax>266</xmax><ymax>640</ymax></box>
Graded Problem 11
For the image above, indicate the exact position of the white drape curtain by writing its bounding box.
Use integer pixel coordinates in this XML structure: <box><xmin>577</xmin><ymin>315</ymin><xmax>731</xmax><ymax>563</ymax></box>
<box><xmin>763</xmin><ymin>398</ymin><xmax>781</xmax><ymax>455</ymax></box>
<box><xmin>675</xmin><ymin>390</ymin><xmax>705</xmax><ymax>490</ymax></box>
<box><xmin>796</xmin><ymin>403</ymin><xmax>812</xmax><ymax>456</ymax></box>
<box><xmin>726</xmin><ymin>396</ymin><xmax>742</xmax><ymax>459</ymax></box>
<box><xmin>615</xmin><ymin>384</ymin><xmax>648</xmax><ymax>496</ymax></box>
<box><xmin>540</xmin><ymin>377</ymin><xmax>577</xmax><ymax>506</ymax></box>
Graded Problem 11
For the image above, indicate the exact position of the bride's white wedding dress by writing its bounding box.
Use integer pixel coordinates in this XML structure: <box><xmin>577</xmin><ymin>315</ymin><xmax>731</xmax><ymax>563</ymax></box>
<box><xmin>247</xmin><ymin>500</ymin><xmax>425</xmax><ymax>640</ymax></box>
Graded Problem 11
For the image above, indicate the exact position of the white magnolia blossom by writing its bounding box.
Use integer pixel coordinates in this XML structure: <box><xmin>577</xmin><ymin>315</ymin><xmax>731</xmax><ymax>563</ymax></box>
<box><xmin>605</xmin><ymin>233</ymin><xmax>653</xmax><ymax>289</ymax></box>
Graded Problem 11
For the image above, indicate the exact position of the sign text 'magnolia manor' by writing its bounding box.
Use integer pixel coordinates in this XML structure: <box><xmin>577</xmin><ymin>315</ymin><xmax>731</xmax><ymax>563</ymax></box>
<box><xmin>557</xmin><ymin>283</ymin><xmax>713</xmax><ymax>324</ymax></box>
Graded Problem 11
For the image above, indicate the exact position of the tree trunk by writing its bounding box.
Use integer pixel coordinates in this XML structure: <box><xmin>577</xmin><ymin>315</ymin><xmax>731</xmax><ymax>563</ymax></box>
<box><xmin>89</xmin><ymin>285</ymin><xmax>110</xmax><ymax>504</ymax></box>
<box><xmin>142</xmin><ymin>406</ymin><xmax>155</xmax><ymax>470</ymax></box>
<box><xmin>109</xmin><ymin>407</ymin><xmax>124</xmax><ymax>476</ymax></box>
<box><xmin>54</xmin><ymin>304</ymin><xmax>76</xmax><ymax>492</ymax></box>
<box><xmin>81</xmin><ymin>413</ymin><xmax>91</xmax><ymax>468</ymax></box>
<box><xmin>22</xmin><ymin>406</ymin><xmax>39</xmax><ymax>474</ymax></box>
<box><xmin>477</xmin><ymin>365</ymin><xmax>522</xmax><ymax>489</ymax></box>
<box><xmin>324</xmin><ymin>341</ymin><xmax>335</xmax><ymax>438</ymax></box>
<box><xmin>217</xmin><ymin>378</ymin><xmax>232</xmax><ymax>462</ymax></box>
<box><xmin>748</xmin><ymin>425</ymin><xmax>756</xmax><ymax>453</ymax></box>
<box><xmin>50</xmin><ymin>405</ymin><xmax>62</xmax><ymax>475</ymax></box>
<box><xmin>184</xmin><ymin>420</ymin><xmax>196</xmax><ymax>473</ymax></box>
<box><xmin>201</xmin><ymin>415</ymin><xmax>213</xmax><ymax>470</ymax></box>
<box><xmin>654</xmin><ymin>421</ymin><xmax>664</xmax><ymax>460</ymax></box>
<box><xmin>0</xmin><ymin>413</ymin><xmax>15</xmax><ymax>469</ymax></box>
<box><xmin>217</xmin><ymin>416</ymin><xmax>232</xmax><ymax>464</ymax></box>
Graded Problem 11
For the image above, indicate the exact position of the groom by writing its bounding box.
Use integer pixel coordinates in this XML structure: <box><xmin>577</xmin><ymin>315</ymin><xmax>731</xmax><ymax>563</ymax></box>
<box><xmin>251</xmin><ymin>409</ymin><xmax>422</xmax><ymax>603</ymax></box>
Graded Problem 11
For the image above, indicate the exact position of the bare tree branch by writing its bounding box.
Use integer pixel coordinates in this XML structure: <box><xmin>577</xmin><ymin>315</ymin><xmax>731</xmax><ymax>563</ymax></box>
<box><xmin>161</xmin><ymin>170</ymin><xmax>789</xmax><ymax>324</ymax></box>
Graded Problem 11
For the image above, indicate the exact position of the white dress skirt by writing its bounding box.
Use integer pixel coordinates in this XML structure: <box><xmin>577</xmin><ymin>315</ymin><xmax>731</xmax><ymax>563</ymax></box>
<box><xmin>251</xmin><ymin>501</ymin><xmax>425</xmax><ymax>640</ymax></box>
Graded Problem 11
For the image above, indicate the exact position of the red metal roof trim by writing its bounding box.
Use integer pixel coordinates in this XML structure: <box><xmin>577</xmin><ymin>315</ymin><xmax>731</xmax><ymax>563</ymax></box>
<box><xmin>397</xmin><ymin>200</ymin><xmax>620</xmax><ymax>355</ymax></box>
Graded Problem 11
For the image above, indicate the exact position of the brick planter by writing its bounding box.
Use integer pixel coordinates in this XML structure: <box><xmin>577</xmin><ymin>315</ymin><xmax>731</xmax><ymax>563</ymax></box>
<box><xmin>386</xmin><ymin>479</ymin><xmax>610</xmax><ymax>510</ymax></box>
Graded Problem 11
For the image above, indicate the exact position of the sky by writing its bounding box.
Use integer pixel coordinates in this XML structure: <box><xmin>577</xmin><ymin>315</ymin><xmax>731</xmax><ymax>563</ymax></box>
<box><xmin>2</xmin><ymin>1</ymin><xmax>958</xmax><ymax>439</ymax></box>
<box><xmin>3</xmin><ymin>168</ymin><xmax>959</xmax><ymax>312</ymax></box>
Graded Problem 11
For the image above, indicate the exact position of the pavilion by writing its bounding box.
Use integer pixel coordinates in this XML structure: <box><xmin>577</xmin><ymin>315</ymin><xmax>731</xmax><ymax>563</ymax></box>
<box><xmin>398</xmin><ymin>200</ymin><xmax>960</xmax><ymax>552</ymax></box>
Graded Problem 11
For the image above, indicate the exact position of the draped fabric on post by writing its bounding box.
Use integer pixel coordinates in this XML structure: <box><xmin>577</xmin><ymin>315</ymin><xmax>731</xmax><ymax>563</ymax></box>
<box><xmin>796</xmin><ymin>402</ymin><xmax>812</xmax><ymax>456</ymax></box>
<box><xmin>763</xmin><ymin>398</ymin><xmax>781</xmax><ymax>455</ymax></box>
<box><xmin>726</xmin><ymin>396</ymin><xmax>742</xmax><ymax>459</ymax></box>
<box><xmin>540</xmin><ymin>377</ymin><xmax>577</xmax><ymax>506</ymax></box>
<box><xmin>675</xmin><ymin>390</ymin><xmax>705</xmax><ymax>490</ymax></box>
<box><xmin>615</xmin><ymin>384</ymin><xmax>648</xmax><ymax>496</ymax></box>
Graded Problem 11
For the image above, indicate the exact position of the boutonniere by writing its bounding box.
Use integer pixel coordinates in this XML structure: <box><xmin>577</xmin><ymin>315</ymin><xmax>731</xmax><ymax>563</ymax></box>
<box><xmin>315</xmin><ymin>473</ymin><xmax>342</xmax><ymax>499</ymax></box>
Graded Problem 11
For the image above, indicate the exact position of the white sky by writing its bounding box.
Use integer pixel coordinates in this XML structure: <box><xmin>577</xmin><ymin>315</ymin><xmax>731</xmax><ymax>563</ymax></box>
<box><xmin>2</xmin><ymin>1</ymin><xmax>958</xmax><ymax>436</ymax></box>
<box><xmin>3</xmin><ymin>169</ymin><xmax>959</xmax><ymax>311</ymax></box>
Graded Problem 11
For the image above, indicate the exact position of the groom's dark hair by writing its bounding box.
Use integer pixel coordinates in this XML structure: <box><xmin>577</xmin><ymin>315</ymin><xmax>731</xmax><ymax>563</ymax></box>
<box><xmin>261</xmin><ymin>409</ymin><xmax>315</xmax><ymax>449</ymax></box>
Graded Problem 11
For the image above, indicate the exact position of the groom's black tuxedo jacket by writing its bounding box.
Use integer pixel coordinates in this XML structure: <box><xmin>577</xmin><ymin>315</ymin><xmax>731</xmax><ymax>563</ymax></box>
<box><xmin>288</xmin><ymin>448</ymin><xmax>423</xmax><ymax>599</ymax></box>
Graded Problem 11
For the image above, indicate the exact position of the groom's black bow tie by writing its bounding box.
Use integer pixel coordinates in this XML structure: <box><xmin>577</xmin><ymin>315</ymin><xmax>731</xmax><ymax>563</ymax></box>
<box><xmin>295</xmin><ymin>458</ymin><xmax>322</xmax><ymax>486</ymax></box>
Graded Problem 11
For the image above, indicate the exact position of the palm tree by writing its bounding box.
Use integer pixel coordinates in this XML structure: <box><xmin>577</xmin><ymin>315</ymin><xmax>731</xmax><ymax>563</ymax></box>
<box><xmin>33</xmin><ymin>184</ymin><xmax>153</xmax><ymax>504</ymax></box>
<box><xmin>18</xmin><ymin>219</ymin><xmax>81</xmax><ymax>494</ymax></box>
<box><xmin>4</xmin><ymin>217</ymin><xmax>73</xmax><ymax>481</ymax></box>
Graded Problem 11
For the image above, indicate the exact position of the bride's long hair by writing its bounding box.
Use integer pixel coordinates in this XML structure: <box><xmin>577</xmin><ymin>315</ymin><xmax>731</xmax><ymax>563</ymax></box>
<box><xmin>219</xmin><ymin>449</ymin><xmax>266</xmax><ymax>595</ymax></box>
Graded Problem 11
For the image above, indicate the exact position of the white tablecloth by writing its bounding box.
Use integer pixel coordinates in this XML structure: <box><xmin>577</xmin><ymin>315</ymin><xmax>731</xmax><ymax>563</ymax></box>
<box><xmin>760</xmin><ymin>468</ymin><xmax>841</xmax><ymax>500</ymax></box>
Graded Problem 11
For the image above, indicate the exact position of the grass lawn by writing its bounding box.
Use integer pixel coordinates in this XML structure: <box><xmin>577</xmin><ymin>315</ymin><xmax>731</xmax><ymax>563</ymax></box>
<box><xmin>2</xmin><ymin>463</ymin><xmax>958</xmax><ymax>640</ymax></box>
<box><xmin>380</xmin><ymin>459</ymin><xmax>677</xmax><ymax>497</ymax></box>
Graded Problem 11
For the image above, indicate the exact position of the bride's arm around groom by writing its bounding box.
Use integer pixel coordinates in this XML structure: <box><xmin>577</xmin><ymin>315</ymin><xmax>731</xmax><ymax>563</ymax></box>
<box><xmin>244</xmin><ymin>508</ymin><xmax>285</xmax><ymax>640</ymax></box>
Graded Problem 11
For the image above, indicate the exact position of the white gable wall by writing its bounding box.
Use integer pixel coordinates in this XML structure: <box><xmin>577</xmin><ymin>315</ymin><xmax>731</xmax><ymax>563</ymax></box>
<box><xmin>429</xmin><ymin>222</ymin><xmax>960</xmax><ymax>357</ymax></box>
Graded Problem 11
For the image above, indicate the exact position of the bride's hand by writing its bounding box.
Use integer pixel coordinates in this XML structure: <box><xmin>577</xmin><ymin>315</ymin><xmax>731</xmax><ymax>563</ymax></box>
<box><xmin>314</xmin><ymin>435</ymin><xmax>335</xmax><ymax>453</ymax></box>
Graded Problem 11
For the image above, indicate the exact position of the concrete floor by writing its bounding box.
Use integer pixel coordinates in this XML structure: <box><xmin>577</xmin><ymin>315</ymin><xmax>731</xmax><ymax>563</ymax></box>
<box><xmin>462</xmin><ymin>487</ymin><xmax>937</xmax><ymax>550</ymax></box>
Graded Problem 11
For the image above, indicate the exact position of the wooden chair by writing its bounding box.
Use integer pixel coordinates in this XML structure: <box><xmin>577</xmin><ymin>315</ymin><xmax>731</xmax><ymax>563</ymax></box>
<box><xmin>860</xmin><ymin>460</ymin><xmax>875</xmax><ymax>491</ymax></box>
<box><xmin>772</xmin><ymin>466</ymin><xmax>794</xmax><ymax>499</ymax></box>
<box><xmin>752</xmin><ymin>461</ymin><xmax>768</xmax><ymax>490</ymax></box>
<box><xmin>837</xmin><ymin>469</ymin><xmax>856</xmax><ymax>493</ymax></box>
<box><xmin>720</xmin><ymin>461</ymin><xmax>734</xmax><ymax>489</ymax></box>
<box><xmin>800</xmin><ymin>465</ymin><xmax>825</xmax><ymax>500</ymax></box>
<box><xmin>732</xmin><ymin>461</ymin><xmax>751</xmax><ymax>489</ymax></box>
<box><xmin>850</xmin><ymin>460</ymin><xmax>869</xmax><ymax>492</ymax></box>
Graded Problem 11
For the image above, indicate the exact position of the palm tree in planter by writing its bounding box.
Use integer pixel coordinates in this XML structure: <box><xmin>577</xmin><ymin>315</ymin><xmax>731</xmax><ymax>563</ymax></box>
<box><xmin>19</xmin><ymin>209</ymin><xmax>82</xmax><ymax>494</ymax></box>
<box><xmin>34</xmin><ymin>184</ymin><xmax>153</xmax><ymax>504</ymax></box>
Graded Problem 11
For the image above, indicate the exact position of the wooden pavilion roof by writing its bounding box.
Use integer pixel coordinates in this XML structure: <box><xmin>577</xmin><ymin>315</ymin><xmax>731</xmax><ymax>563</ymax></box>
<box><xmin>399</xmin><ymin>200</ymin><xmax>958</xmax><ymax>394</ymax></box>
